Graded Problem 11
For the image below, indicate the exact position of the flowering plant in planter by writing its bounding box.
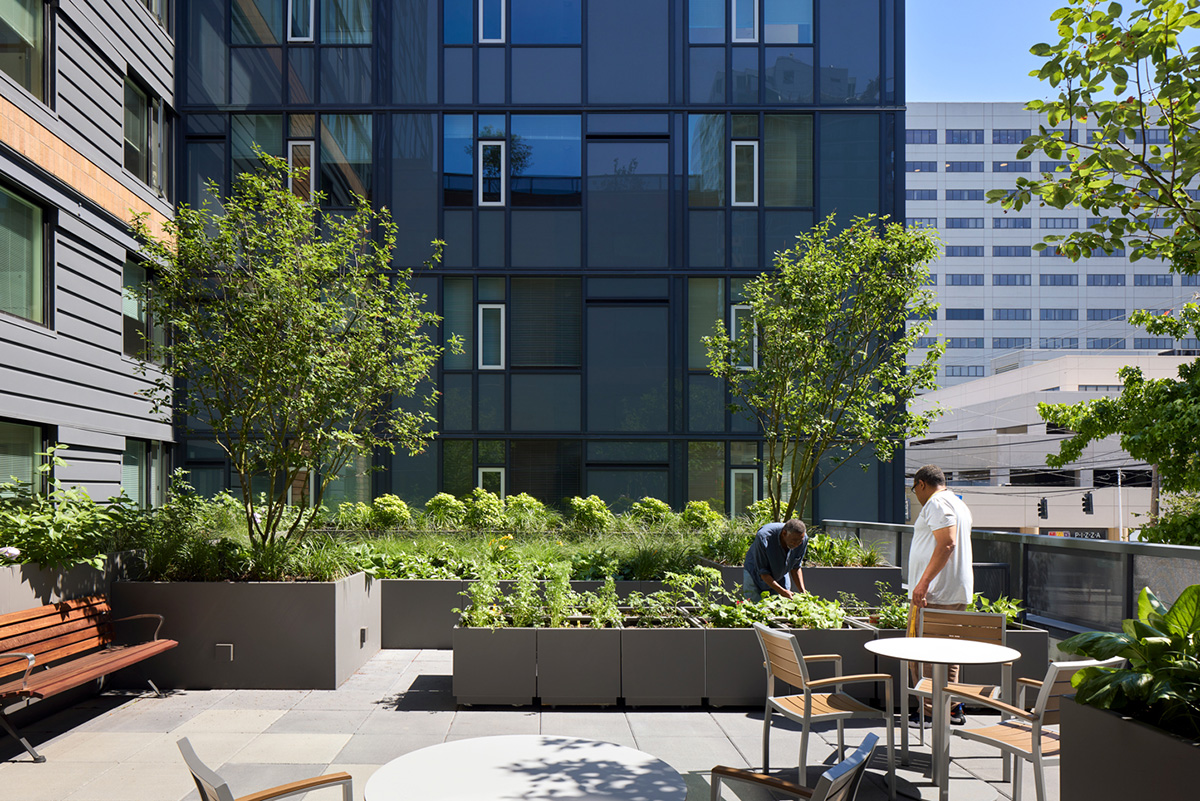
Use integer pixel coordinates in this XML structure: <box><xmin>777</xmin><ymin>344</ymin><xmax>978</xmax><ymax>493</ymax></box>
<box><xmin>1061</xmin><ymin>584</ymin><xmax>1200</xmax><ymax>743</ymax></box>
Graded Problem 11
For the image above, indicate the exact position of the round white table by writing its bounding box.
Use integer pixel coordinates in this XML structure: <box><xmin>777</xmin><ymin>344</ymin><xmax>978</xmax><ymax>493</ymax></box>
<box><xmin>866</xmin><ymin>637</ymin><xmax>1021</xmax><ymax>801</ymax></box>
<box><xmin>364</xmin><ymin>735</ymin><xmax>687</xmax><ymax>801</ymax></box>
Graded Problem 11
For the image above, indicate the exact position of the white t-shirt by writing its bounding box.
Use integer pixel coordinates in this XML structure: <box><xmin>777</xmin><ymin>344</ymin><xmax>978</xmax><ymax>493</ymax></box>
<box><xmin>909</xmin><ymin>489</ymin><xmax>974</xmax><ymax>605</ymax></box>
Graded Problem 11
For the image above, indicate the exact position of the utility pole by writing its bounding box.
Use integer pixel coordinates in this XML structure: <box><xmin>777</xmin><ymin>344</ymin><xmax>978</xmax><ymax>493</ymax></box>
<box><xmin>1116</xmin><ymin>468</ymin><xmax>1124</xmax><ymax>541</ymax></box>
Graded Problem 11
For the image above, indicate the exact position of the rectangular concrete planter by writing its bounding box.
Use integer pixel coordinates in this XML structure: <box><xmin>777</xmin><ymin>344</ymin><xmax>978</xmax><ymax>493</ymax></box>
<box><xmin>109</xmin><ymin>572</ymin><xmax>380</xmax><ymax>690</ymax></box>
<box><xmin>620</xmin><ymin>627</ymin><xmax>706</xmax><ymax>706</ymax></box>
<box><xmin>1061</xmin><ymin>696</ymin><xmax>1200</xmax><ymax>801</ymax></box>
<box><xmin>380</xmin><ymin>579</ymin><xmax>464</xmax><ymax>649</ymax></box>
<box><xmin>536</xmin><ymin>627</ymin><xmax>621</xmax><ymax>705</ymax></box>
<box><xmin>452</xmin><ymin>625</ymin><xmax>537</xmax><ymax>705</ymax></box>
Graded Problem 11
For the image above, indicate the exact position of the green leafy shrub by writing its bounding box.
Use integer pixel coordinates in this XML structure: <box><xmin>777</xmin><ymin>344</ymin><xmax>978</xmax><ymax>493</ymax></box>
<box><xmin>681</xmin><ymin>500</ymin><xmax>723</xmax><ymax>532</ymax></box>
<box><xmin>629</xmin><ymin>497</ymin><xmax>672</xmax><ymax>527</ymax></box>
<box><xmin>805</xmin><ymin>531</ymin><xmax>883</xmax><ymax>567</ymax></box>
<box><xmin>336</xmin><ymin>502</ymin><xmax>375</xmax><ymax>531</ymax></box>
<box><xmin>744</xmin><ymin>498</ymin><xmax>775</xmax><ymax>528</ymax></box>
<box><xmin>1061</xmin><ymin>585</ymin><xmax>1200</xmax><ymax>743</ymax></box>
<box><xmin>505</xmin><ymin>492</ymin><xmax>556</xmax><ymax>534</ymax></box>
<box><xmin>973</xmin><ymin>593</ymin><xmax>1024</xmax><ymax>625</ymax></box>
<box><xmin>372</xmin><ymin>495</ymin><xmax>412</xmax><ymax>529</ymax></box>
<box><xmin>456</xmin><ymin>564</ymin><xmax>504</xmax><ymax>628</ymax></box>
<box><xmin>1137</xmin><ymin>491</ymin><xmax>1200</xmax><ymax>546</ymax></box>
<box><xmin>424</xmin><ymin>493</ymin><xmax>466</xmax><ymax>530</ymax></box>
<box><xmin>700</xmin><ymin>526</ymin><xmax>753</xmax><ymax>566</ymax></box>
<box><xmin>463</xmin><ymin>487</ymin><xmax>505</xmax><ymax>531</ymax></box>
<box><xmin>565</xmin><ymin>495</ymin><xmax>615</xmax><ymax>535</ymax></box>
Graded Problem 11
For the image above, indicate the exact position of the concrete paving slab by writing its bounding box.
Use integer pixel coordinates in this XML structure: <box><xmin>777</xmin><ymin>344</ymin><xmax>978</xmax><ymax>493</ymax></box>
<box><xmin>357</xmin><ymin>709</ymin><xmax>454</xmax><ymax>736</ymax></box>
<box><xmin>207</xmin><ymin>691</ymin><xmax>311</xmax><ymax>711</ymax></box>
<box><xmin>0</xmin><ymin>761</ymin><xmax>115</xmax><ymax>801</ymax></box>
<box><xmin>290</xmin><ymin>691</ymin><xmax>393</xmax><ymax>712</ymax></box>
<box><xmin>264</xmin><ymin>709</ymin><xmax>372</xmax><ymax>735</ymax></box>
<box><xmin>331</xmin><ymin>734</ymin><xmax>447</xmax><ymax>764</ymax></box>
<box><xmin>23</xmin><ymin>731</ymin><xmax>162</xmax><ymax>763</ymax></box>
<box><xmin>631</xmin><ymin>736</ymin><xmax>750</xmax><ymax>773</ymax></box>
<box><xmin>126</xmin><ymin>731</ymin><xmax>258</xmax><ymax>767</ymax></box>
<box><xmin>229</xmin><ymin>733</ymin><xmax>353</xmax><ymax>764</ymax></box>
<box><xmin>62</xmin><ymin>761</ymin><xmax>195</xmax><ymax>801</ymax></box>
<box><xmin>626</xmin><ymin>711</ymin><xmax>727</xmax><ymax>739</ymax></box>
<box><xmin>539</xmin><ymin>710</ymin><xmax>637</xmax><ymax>747</ymax></box>
<box><xmin>173</xmin><ymin>708</ymin><xmax>288</xmax><ymax>735</ymax></box>
<box><xmin>445</xmin><ymin>709</ymin><xmax>540</xmax><ymax>738</ymax></box>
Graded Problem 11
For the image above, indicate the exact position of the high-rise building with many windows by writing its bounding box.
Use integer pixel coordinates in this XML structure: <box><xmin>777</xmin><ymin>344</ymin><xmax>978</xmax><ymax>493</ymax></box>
<box><xmin>905</xmin><ymin>102</ymin><xmax>1199</xmax><ymax>387</ymax></box>
<box><xmin>0</xmin><ymin>1</ymin><xmax>175</xmax><ymax>504</ymax></box>
<box><xmin>173</xmin><ymin>0</ymin><xmax>906</xmax><ymax>521</ymax></box>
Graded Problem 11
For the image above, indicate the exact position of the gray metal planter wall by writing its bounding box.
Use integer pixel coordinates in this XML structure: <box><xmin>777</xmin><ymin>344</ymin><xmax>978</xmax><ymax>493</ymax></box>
<box><xmin>452</xmin><ymin>626</ymin><xmax>537</xmax><ymax>705</ymax></box>
<box><xmin>380</xmin><ymin>579</ymin><xmax>464</xmax><ymax>649</ymax></box>
<box><xmin>621</xmin><ymin>627</ymin><xmax>706</xmax><ymax>706</ymax></box>
<box><xmin>1061</xmin><ymin>697</ymin><xmax>1200</xmax><ymax>801</ymax></box>
<box><xmin>109</xmin><ymin>572</ymin><xmax>380</xmax><ymax>690</ymax></box>
<box><xmin>0</xmin><ymin>553</ymin><xmax>133</xmax><ymax>614</ymax></box>
<box><xmin>536</xmin><ymin>628</ymin><xmax>621</xmax><ymax>705</ymax></box>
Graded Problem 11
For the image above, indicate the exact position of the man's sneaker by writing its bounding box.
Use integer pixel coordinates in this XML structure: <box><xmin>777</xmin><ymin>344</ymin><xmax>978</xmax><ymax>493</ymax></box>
<box><xmin>950</xmin><ymin>704</ymin><xmax>966</xmax><ymax>726</ymax></box>
<box><xmin>908</xmin><ymin>712</ymin><xmax>932</xmax><ymax>729</ymax></box>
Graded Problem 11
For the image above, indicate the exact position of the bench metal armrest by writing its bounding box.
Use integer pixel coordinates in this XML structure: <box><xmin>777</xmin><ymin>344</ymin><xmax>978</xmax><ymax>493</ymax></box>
<box><xmin>111</xmin><ymin>614</ymin><xmax>165</xmax><ymax>641</ymax></box>
<box><xmin>0</xmin><ymin>651</ymin><xmax>37</xmax><ymax>691</ymax></box>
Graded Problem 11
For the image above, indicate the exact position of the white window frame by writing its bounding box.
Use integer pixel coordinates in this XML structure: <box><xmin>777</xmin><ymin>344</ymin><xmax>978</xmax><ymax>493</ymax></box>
<box><xmin>288</xmin><ymin>140</ymin><xmax>315</xmax><ymax>201</ymax></box>
<box><xmin>479</xmin><ymin>0</ymin><xmax>506</xmax><ymax>43</ymax></box>
<box><xmin>477</xmin><ymin>303</ymin><xmax>506</xmax><ymax>369</ymax></box>
<box><xmin>478</xmin><ymin>139</ymin><xmax>507</xmax><ymax>206</ymax></box>
<box><xmin>731</xmin><ymin>140</ymin><xmax>758</xmax><ymax>206</ymax></box>
<box><xmin>731</xmin><ymin>468</ymin><xmax>758</xmax><ymax>515</ymax></box>
<box><xmin>731</xmin><ymin>0</ymin><xmax>759</xmax><ymax>43</ymax></box>
<box><xmin>288</xmin><ymin>0</ymin><xmax>315</xmax><ymax>42</ymax></box>
<box><xmin>731</xmin><ymin>304</ymin><xmax>757</xmax><ymax>370</ymax></box>
<box><xmin>478</xmin><ymin>466</ymin><xmax>506</xmax><ymax>499</ymax></box>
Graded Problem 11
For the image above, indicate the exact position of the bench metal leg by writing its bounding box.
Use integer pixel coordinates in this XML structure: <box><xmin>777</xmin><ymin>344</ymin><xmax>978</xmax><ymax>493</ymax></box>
<box><xmin>0</xmin><ymin>709</ymin><xmax>46</xmax><ymax>763</ymax></box>
<box><xmin>147</xmin><ymin>679</ymin><xmax>165</xmax><ymax>699</ymax></box>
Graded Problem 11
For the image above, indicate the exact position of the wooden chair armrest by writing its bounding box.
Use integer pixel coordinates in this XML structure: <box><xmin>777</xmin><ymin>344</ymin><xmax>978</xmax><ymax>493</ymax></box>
<box><xmin>944</xmin><ymin>684</ymin><xmax>1035</xmax><ymax>721</ymax></box>
<box><xmin>0</xmin><ymin>651</ymin><xmax>36</xmax><ymax>691</ymax></box>
<box><xmin>802</xmin><ymin>654</ymin><xmax>842</xmax><ymax>663</ymax></box>
<box><xmin>237</xmin><ymin>772</ymin><xmax>352</xmax><ymax>801</ymax></box>
<box><xmin>712</xmin><ymin>765</ymin><xmax>815</xmax><ymax>798</ymax></box>
<box><xmin>806</xmin><ymin>673</ymin><xmax>892</xmax><ymax>690</ymax></box>
<box><xmin>1017</xmin><ymin>677</ymin><xmax>1043</xmax><ymax>688</ymax></box>
<box><xmin>111</xmin><ymin>614</ymin><xmax>166</xmax><ymax>641</ymax></box>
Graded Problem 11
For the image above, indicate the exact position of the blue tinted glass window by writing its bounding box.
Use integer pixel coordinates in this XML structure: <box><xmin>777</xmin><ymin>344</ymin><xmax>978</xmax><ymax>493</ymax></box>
<box><xmin>511</xmin><ymin>210</ymin><xmax>581</xmax><ymax>267</ymax></box>
<box><xmin>319</xmin><ymin>114</ymin><xmax>372</xmax><ymax>206</ymax></box>
<box><xmin>690</xmin><ymin>211</ymin><xmax>725</xmax><ymax>267</ymax></box>
<box><xmin>731</xmin><ymin>209</ymin><xmax>758</xmax><ymax>268</ymax></box>
<box><xmin>587</xmin><ymin>306</ymin><xmax>668</xmax><ymax>432</ymax></box>
<box><xmin>231</xmin><ymin>48</ymin><xmax>284</xmax><ymax>106</ymax></box>
<box><xmin>765</xmin><ymin>47</ymin><xmax>813</xmax><ymax>103</ymax></box>
<box><xmin>443</xmin><ymin>115</ymin><xmax>473</xmax><ymax>206</ymax></box>
<box><xmin>819</xmin><ymin>0</ymin><xmax>879</xmax><ymax>103</ymax></box>
<box><xmin>392</xmin><ymin>114</ymin><xmax>439</xmax><ymax>267</ymax></box>
<box><xmin>690</xmin><ymin>47</ymin><xmax>726</xmax><ymax>103</ymax></box>
<box><xmin>588</xmin><ymin>0</ymin><xmax>668</xmax><ymax>103</ymax></box>
<box><xmin>587</xmin><ymin>141</ymin><xmax>669</xmax><ymax>267</ymax></box>
<box><xmin>511</xmin><ymin>49</ymin><xmax>581</xmax><ymax>104</ymax></box>
<box><xmin>512</xmin><ymin>0</ymin><xmax>581</xmax><ymax>43</ymax></box>
<box><xmin>819</xmin><ymin>114</ymin><xmax>874</xmax><ymax>217</ymax></box>
<box><xmin>510</xmin><ymin>115</ymin><xmax>582</xmax><ymax>206</ymax></box>
<box><xmin>689</xmin><ymin>0</ymin><xmax>724</xmax><ymax>43</ymax></box>
<box><xmin>320</xmin><ymin>47</ymin><xmax>371</xmax><ymax>104</ymax></box>
<box><xmin>478</xmin><ymin>374</ymin><xmax>505</xmax><ymax>431</ymax></box>
<box><xmin>482</xmin><ymin>0</ymin><xmax>503</xmax><ymax>40</ymax></box>
<box><xmin>231</xmin><ymin>114</ymin><xmax>283</xmax><ymax>179</ymax></box>
<box><xmin>732</xmin><ymin>47</ymin><xmax>759</xmax><ymax>104</ymax></box>
<box><xmin>688</xmin><ymin>114</ymin><xmax>726</xmax><ymax>207</ymax></box>
<box><xmin>765</xmin><ymin>0</ymin><xmax>813</xmax><ymax>43</ymax></box>
<box><xmin>232</xmin><ymin>0</ymin><xmax>282</xmax><ymax>44</ymax></box>
<box><xmin>323</xmin><ymin>0</ymin><xmax>371</xmax><ymax>44</ymax></box>
<box><xmin>443</xmin><ymin>48</ymin><xmax>473</xmax><ymax>103</ymax></box>
<box><xmin>511</xmin><ymin>375</ymin><xmax>581</xmax><ymax>431</ymax></box>
<box><xmin>443</xmin><ymin>374</ymin><xmax>472</xmax><ymax>431</ymax></box>
<box><xmin>445</xmin><ymin>0</ymin><xmax>472</xmax><ymax>43</ymax></box>
<box><xmin>478</xmin><ymin>48</ymin><xmax>505</xmax><ymax>103</ymax></box>
<box><xmin>766</xmin><ymin>115</ymin><xmax>814</xmax><ymax>207</ymax></box>
<box><xmin>734</xmin><ymin>0</ymin><xmax>756</xmax><ymax>39</ymax></box>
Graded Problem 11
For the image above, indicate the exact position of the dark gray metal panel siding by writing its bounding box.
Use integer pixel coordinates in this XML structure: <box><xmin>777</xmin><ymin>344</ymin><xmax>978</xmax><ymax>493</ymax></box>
<box><xmin>0</xmin><ymin>0</ymin><xmax>175</xmax><ymax>498</ymax></box>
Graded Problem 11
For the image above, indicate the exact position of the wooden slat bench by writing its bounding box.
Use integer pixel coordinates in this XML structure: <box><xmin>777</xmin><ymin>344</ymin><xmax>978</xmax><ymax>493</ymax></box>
<box><xmin>0</xmin><ymin>595</ymin><xmax>177</xmax><ymax>763</ymax></box>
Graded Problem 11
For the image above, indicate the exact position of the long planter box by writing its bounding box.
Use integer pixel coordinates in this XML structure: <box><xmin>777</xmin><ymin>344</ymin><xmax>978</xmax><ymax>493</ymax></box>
<box><xmin>452</xmin><ymin>626</ymin><xmax>537</xmax><ymax>705</ymax></box>
<box><xmin>110</xmin><ymin>572</ymin><xmax>380</xmax><ymax>690</ymax></box>
<box><xmin>699</xmin><ymin>560</ymin><xmax>903</xmax><ymax>604</ymax></box>
<box><xmin>1061</xmin><ymin>696</ymin><xmax>1200</xmax><ymax>801</ymax></box>
<box><xmin>705</xmin><ymin>627</ymin><xmax>878</xmax><ymax>706</ymax></box>
<box><xmin>536</xmin><ymin>628</ymin><xmax>621</xmax><ymax>705</ymax></box>
<box><xmin>621</xmin><ymin>627</ymin><xmax>706</xmax><ymax>706</ymax></box>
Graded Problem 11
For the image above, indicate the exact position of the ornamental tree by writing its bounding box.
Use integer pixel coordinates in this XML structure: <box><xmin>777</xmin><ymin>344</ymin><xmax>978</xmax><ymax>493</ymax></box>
<box><xmin>705</xmin><ymin>214</ymin><xmax>944</xmax><ymax>521</ymax></box>
<box><xmin>131</xmin><ymin>153</ymin><xmax>448</xmax><ymax>549</ymax></box>
<box><xmin>996</xmin><ymin>0</ymin><xmax>1200</xmax><ymax>507</ymax></box>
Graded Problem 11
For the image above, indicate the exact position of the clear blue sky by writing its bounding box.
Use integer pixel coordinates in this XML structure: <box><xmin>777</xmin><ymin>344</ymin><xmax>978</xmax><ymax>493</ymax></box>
<box><xmin>907</xmin><ymin>1</ymin><xmax>1068</xmax><ymax>102</ymax></box>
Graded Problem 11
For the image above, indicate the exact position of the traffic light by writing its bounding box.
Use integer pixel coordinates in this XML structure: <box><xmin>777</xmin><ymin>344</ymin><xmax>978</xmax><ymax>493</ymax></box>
<box><xmin>1037</xmin><ymin>497</ymin><xmax>1049</xmax><ymax>519</ymax></box>
<box><xmin>1082</xmin><ymin>491</ymin><xmax>1094</xmax><ymax>515</ymax></box>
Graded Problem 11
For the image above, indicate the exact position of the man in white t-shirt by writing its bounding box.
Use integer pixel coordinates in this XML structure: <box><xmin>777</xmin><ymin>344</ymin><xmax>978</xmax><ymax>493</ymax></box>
<box><xmin>907</xmin><ymin>464</ymin><xmax>974</xmax><ymax>725</ymax></box>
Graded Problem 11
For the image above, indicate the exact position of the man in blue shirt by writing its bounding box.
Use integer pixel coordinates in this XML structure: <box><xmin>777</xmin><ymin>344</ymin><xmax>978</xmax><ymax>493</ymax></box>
<box><xmin>742</xmin><ymin>519</ymin><xmax>809</xmax><ymax>600</ymax></box>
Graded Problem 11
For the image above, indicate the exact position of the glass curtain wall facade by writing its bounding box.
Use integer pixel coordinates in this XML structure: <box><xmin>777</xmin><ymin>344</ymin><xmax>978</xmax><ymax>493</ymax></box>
<box><xmin>176</xmin><ymin>0</ymin><xmax>905</xmax><ymax>521</ymax></box>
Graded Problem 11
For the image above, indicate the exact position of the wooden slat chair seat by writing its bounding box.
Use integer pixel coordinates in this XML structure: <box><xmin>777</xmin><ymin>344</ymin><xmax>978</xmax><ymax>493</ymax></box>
<box><xmin>946</xmin><ymin>656</ymin><xmax>1123</xmax><ymax>801</ymax></box>
<box><xmin>0</xmin><ymin>595</ymin><xmax>177</xmax><ymax>763</ymax></box>
<box><xmin>753</xmin><ymin>623</ymin><xmax>896</xmax><ymax>801</ymax></box>
<box><xmin>711</xmin><ymin>732</ymin><xmax>880</xmax><ymax>801</ymax></box>
<box><xmin>901</xmin><ymin>608</ymin><xmax>1009</xmax><ymax>760</ymax></box>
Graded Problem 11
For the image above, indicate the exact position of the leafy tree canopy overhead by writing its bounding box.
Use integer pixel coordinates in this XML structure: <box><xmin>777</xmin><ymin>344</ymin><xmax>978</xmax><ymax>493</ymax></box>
<box><xmin>705</xmin><ymin>214</ymin><xmax>944</xmax><ymax>521</ymax></box>
<box><xmin>131</xmin><ymin>151</ymin><xmax>450</xmax><ymax>549</ymax></box>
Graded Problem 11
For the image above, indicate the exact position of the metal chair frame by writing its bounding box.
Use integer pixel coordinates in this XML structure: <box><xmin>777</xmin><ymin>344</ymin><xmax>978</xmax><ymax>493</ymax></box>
<box><xmin>711</xmin><ymin>732</ymin><xmax>880</xmax><ymax>801</ymax></box>
<box><xmin>177</xmin><ymin>737</ymin><xmax>353</xmax><ymax>801</ymax></box>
